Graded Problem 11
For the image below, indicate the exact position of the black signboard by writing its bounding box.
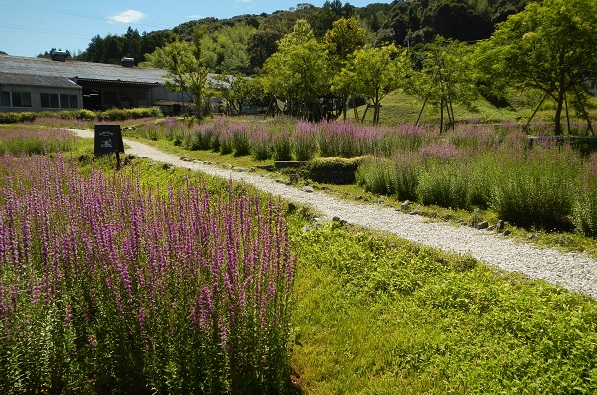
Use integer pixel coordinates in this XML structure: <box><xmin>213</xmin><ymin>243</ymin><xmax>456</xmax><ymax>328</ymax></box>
<box><xmin>94</xmin><ymin>125</ymin><xmax>124</xmax><ymax>156</ymax></box>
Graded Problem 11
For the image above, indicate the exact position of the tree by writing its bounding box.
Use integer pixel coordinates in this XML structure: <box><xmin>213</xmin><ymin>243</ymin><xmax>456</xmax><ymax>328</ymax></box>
<box><xmin>199</xmin><ymin>23</ymin><xmax>257</xmax><ymax>74</ymax></box>
<box><xmin>247</xmin><ymin>30</ymin><xmax>282</xmax><ymax>72</ymax></box>
<box><xmin>324</xmin><ymin>17</ymin><xmax>366</xmax><ymax>119</ymax></box>
<box><xmin>210</xmin><ymin>74</ymin><xmax>260</xmax><ymax>115</ymax></box>
<box><xmin>406</xmin><ymin>36</ymin><xmax>477</xmax><ymax>133</ymax></box>
<box><xmin>323</xmin><ymin>17</ymin><xmax>366</xmax><ymax>62</ymax></box>
<box><xmin>333</xmin><ymin>44</ymin><xmax>407</xmax><ymax>125</ymax></box>
<box><xmin>263</xmin><ymin>19</ymin><xmax>331</xmax><ymax>121</ymax></box>
<box><xmin>143</xmin><ymin>27</ymin><xmax>213</xmax><ymax>118</ymax></box>
<box><xmin>476</xmin><ymin>0</ymin><xmax>597</xmax><ymax>135</ymax></box>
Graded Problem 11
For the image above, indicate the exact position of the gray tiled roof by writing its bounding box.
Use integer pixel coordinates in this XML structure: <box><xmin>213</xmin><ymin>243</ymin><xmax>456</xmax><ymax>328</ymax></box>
<box><xmin>0</xmin><ymin>54</ymin><xmax>170</xmax><ymax>84</ymax></box>
<box><xmin>0</xmin><ymin>71</ymin><xmax>81</xmax><ymax>89</ymax></box>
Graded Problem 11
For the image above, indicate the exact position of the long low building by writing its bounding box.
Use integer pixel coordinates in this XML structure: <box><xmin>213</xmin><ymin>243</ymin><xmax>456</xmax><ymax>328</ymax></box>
<box><xmin>0</xmin><ymin>52</ymin><xmax>203</xmax><ymax>113</ymax></box>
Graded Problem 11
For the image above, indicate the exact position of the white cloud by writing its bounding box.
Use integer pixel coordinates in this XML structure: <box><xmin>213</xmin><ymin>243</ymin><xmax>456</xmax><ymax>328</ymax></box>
<box><xmin>108</xmin><ymin>10</ymin><xmax>145</xmax><ymax>24</ymax></box>
<box><xmin>236</xmin><ymin>0</ymin><xmax>252</xmax><ymax>3</ymax></box>
<box><xmin>186</xmin><ymin>15</ymin><xmax>203</xmax><ymax>20</ymax></box>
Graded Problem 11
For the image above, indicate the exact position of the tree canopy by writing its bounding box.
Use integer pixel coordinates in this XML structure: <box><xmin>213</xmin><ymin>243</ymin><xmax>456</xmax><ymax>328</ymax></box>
<box><xmin>262</xmin><ymin>19</ymin><xmax>331</xmax><ymax>121</ymax></box>
<box><xmin>475</xmin><ymin>0</ymin><xmax>597</xmax><ymax>134</ymax></box>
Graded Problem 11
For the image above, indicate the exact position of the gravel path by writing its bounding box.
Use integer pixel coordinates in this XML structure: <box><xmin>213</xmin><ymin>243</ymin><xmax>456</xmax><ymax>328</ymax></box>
<box><xmin>73</xmin><ymin>129</ymin><xmax>597</xmax><ymax>299</ymax></box>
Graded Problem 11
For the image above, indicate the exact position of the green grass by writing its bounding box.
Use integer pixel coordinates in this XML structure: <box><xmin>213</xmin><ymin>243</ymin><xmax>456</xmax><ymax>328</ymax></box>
<box><xmin>291</xmin><ymin>223</ymin><xmax>597</xmax><ymax>394</ymax></box>
<box><xmin>348</xmin><ymin>89</ymin><xmax>597</xmax><ymax>128</ymax></box>
<box><xmin>347</xmin><ymin>90</ymin><xmax>522</xmax><ymax>126</ymax></box>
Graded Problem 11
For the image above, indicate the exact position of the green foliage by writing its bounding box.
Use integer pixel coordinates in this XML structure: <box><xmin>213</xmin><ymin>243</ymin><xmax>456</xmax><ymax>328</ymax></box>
<box><xmin>417</xmin><ymin>161</ymin><xmax>471</xmax><ymax>210</ymax></box>
<box><xmin>305</xmin><ymin>156</ymin><xmax>364</xmax><ymax>185</ymax></box>
<box><xmin>272</xmin><ymin>130</ymin><xmax>292</xmax><ymax>161</ymax></box>
<box><xmin>573</xmin><ymin>154</ymin><xmax>597</xmax><ymax>237</ymax></box>
<box><xmin>292</xmin><ymin>224</ymin><xmax>597</xmax><ymax>393</ymax></box>
<box><xmin>263</xmin><ymin>19</ymin><xmax>331</xmax><ymax>121</ymax></box>
<box><xmin>333</xmin><ymin>44</ymin><xmax>407</xmax><ymax>125</ymax></box>
<box><xmin>406</xmin><ymin>36</ymin><xmax>478</xmax><ymax>133</ymax></box>
<box><xmin>199</xmin><ymin>23</ymin><xmax>257</xmax><ymax>74</ymax></box>
<box><xmin>143</xmin><ymin>30</ymin><xmax>213</xmax><ymax>118</ymax></box>
<box><xmin>475</xmin><ymin>0</ymin><xmax>597</xmax><ymax>135</ymax></box>
<box><xmin>490</xmin><ymin>145</ymin><xmax>579</xmax><ymax>229</ymax></box>
<box><xmin>0</xmin><ymin>112</ymin><xmax>36</xmax><ymax>124</ymax></box>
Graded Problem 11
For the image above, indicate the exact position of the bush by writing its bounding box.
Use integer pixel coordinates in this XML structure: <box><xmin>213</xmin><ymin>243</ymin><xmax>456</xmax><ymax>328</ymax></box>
<box><xmin>230</xmin><ymin>123</ymin><xmax>251</xmax><ymax>157</ymax></box>
<box><xmin>306</xmin><ymin>156</ymin><xmax>364</xmax><ymax>184</ymax></box>
<box><xmin>573</xmin><ymin>153</ymin><xmax>597</xmax><ymax>237</ymax></box>
<box><xmin>0</xmin><ymin>112</ymin><xmax>37</xmax><ymax>124</ymax></box>
<box><xmin>293</xmin><ymin>121</ymin><xmax>318</xmax><ymax>161</ymax></box>
<box><xmin>273</xmin><ymin>129</ymin><xmax>292</xmax><ymax>161</ymax></box>
<box><xmin>250</xmin><ymin>125</ymin><xmax>272</xmax><ymax>161</ymax></box>
<box><xmin>490</xmin><ymin>145</ymin><xmax>578</xmax><ymax>229</ymax></box>
<box><xmin>417</xmin><ymin>161</ymin><xmax>471</xmax><ymax>210</ymax></box>
<box><xmin>356</xmin><ymin>156</ymin><xmax>393</xmax><ymax>195</ymax></box>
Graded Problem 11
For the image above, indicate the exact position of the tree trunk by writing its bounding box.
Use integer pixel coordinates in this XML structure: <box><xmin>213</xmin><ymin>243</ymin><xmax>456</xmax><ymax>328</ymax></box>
<box><xmin>440</xmin><ymin>97</ymin><xmax>444</xmax><ymax>134</ymax></box>
<box><xmin>416</xmin><ymin>98</ymin><xmax>428</xmax><ymax>126</ymax></box>
<box><xmin>554</xmin><ymin>89</ymin><xmax>565</xmax><ymax>136</ymax></box>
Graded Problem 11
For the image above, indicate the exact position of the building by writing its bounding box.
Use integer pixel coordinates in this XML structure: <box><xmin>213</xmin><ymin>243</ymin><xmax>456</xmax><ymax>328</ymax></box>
<box><xmin>587</xmin><ymin>78</ymin><xmax>597</xmax><ymax>97</ymax></box>
<box><xmin>0</xmin><ymin>52</ymin><xmax>204</xmax><ymax>113</ymax></box>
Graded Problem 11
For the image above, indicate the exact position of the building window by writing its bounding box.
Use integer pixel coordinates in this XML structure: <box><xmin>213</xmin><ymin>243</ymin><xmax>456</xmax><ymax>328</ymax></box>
<box><xmin>42</xmin><ymin>93</ymin><xmax>79</xmax><ymax>109</ymax></box>
<box><xmin>0</xmin><ymin>91</ymin><xmax>10</xmax><ymax>107</ymax></box>
<box><xmin>41</xmin><ymin>93</ymin><xmax>60</xmax><ymax>109</ymax></box>
<box><xmin>11</xmin><ymin>92</ymin><xmax>32</xmax><ymax>108</ymax></box>
<box><xmin>60</xmin><ymin>94</ymin><xmax>78</xmax><ymax>109</ymax></box>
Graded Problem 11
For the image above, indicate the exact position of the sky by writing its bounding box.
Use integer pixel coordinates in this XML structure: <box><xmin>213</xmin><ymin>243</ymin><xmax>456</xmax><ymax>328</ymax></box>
<box><xmin>0</xmin><ymin>0</ymin><xmax>391</xmax><ymax>58</ymax></box>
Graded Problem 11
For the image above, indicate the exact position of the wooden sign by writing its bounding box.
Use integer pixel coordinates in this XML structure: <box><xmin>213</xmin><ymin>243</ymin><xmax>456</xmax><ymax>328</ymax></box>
<box><xmin>94</xmin><ymin>125</ymin><xmax>124</xmax><ymax>156</ymax></box>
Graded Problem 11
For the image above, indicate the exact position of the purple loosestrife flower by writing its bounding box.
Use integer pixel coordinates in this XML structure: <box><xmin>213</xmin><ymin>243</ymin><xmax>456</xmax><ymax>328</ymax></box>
<box><xmin>219</xmin><ymin>316</ymin><xmax>228</xmax><ymax>350</ymax></box>
<box><xmin>65</xmin><ymin>303</ymin><xmax>72</xmax><ymax>329</ymax></box>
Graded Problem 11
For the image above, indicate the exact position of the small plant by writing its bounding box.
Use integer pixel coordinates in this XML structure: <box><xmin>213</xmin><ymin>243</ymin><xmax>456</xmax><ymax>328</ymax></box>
<box><xmin>573</xmin><ymin>153</ymin><xmax>597</xmax><ymax>237</ymax></box>
<box><xmin>293</xmin><ymin>121</ymin><xmax>318</xmax><ymax>161</ymax></box>
<box><xmin>250</xmin><ymin>125</ymin><xmax>273</xmax><ymax>161</ymax></box>
<box><xmin>230</xmin><ymin>122</ymin><xmax>251</xmax><ymax>157</ymax></box>
<box><xmin>273</xmin><ymin>129</ymin><xmax>292</xmax><ymax>161</ymax></box>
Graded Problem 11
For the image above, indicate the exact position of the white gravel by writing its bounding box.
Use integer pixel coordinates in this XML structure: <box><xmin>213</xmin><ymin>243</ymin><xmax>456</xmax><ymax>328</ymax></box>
<box><xmin>72</xmin><ymin>129</ymin><xmax>597</xmax><ymax>299</ymax></box>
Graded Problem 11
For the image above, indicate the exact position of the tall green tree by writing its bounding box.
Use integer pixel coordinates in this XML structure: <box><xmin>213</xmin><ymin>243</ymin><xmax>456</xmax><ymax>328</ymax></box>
<box><xmin>333</xmin><ymin>44</ymin><xmax>407</xmax><ymax>125</ymax></box>
<box><xmin>142</xmin><ymin>27</ymin><xmax>213</xmax><ymax>118</ymax></box>
<box><xmin>406</xmin><ymin>36</ymin><xmax>477</xmax><ymax>133</ymax></box>
<box><xmin>324</xmin><ymin>16</ymin><xmax>366</xmax><ymax>119</ymax></box>
<box><xmin>263</xmin><ymin>19</ymin><xmax>331</xmax><ymax>121</ymax></box>
<box><xmin>475</xmin><ymin>0</ymin><xmax>597</xmax><ymax>135</ymax></box>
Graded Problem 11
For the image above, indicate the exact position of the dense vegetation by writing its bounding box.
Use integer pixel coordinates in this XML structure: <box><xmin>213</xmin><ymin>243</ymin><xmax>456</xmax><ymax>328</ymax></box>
<box><xmin>0</xmin><ymin>149</ymin><xmax>296</xmax><ymax>393</ymax></box>
<box><xmin>1</xmin><ymin>128</ymin><xmax>595</xmax><ymax>393</ymax></box>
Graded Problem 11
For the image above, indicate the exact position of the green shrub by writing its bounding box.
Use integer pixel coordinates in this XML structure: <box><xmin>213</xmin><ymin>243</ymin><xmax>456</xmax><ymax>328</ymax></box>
<box><xmin>417</xmin><ymin>161</ymin><xmax>471</xmax><ymax>210</ymax></box>
<box><xmin>250</xmin><ymin>127</ymin><xmax>273</xmax><ymax>161</ymax></box>
<box><xmin>0</xmin><ymin>112</ymin><xmax>37</xmax><ymax>124</ymax></box>
<box><xmin>490</xmin><ymin>146</ymin><xmax>579</xmax><ymax>229</ymax></box>
<box><xmin>356</xmin><ymin>156</ymin><xmax>393</xmax><ymax>195</ymax></box>
<box><xmin>388</xmin><ymin>151</ymin><xmax>421</xmax><ymax>201</ymax></box>
<box><xmin>273</xmin><ymin>130</ymin><xmax>292</xmax><ymax>161</ymax></box>
<box><xmin>573</xmin><ymin>154</ymin><xmax>597</xmax><ymax>237</ymax></box>
<box><xmin>293</xmin><ymin>122</ymin><xmax>318</xmax><ymax>161</ymax></box>
<box><xmin>230</xmin><ymin>124</ymin><xmax>251</xmax><ymax>157</ymax></box>
<box><xmin>306</xmin><ymin>156</ymin><xmax>364</xmax><ymax>184</ymax></box>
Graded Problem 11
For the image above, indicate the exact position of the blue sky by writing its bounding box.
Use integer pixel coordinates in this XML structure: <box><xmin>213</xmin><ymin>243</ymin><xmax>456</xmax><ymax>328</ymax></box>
<box><xmin>0</xmin><ymin>0</ymin><xmax>391</xmax><ymax>58</ymax></box>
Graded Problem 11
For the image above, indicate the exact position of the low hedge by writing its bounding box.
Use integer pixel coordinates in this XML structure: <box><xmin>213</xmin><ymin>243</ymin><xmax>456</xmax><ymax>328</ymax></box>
<box><xmin>305</xmin><ymin>156</ymin><xmax>365</xmax><ymax>184</ymax></box>
<box><xmin>0</xmin><ymin>107</ymin><xmax>161</xmax><ymax>124</ymax></box>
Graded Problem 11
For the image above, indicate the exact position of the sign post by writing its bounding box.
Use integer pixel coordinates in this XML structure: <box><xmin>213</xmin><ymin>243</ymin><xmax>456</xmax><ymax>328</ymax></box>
<box><xmin>94</xmin><ymin>125</ymin><xmax>124</xmax><ymax>169</ymax></box>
